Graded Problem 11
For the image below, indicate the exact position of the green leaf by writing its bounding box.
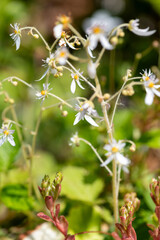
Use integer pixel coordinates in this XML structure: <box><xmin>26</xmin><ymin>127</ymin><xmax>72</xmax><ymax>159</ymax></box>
<box><xmin>61</xmin><ymin>166</ymin><xmax>104</xmax><ymax>203</ymax></box>
<box><xmin>67</xmin><ymin>205</ymin><xmax>103</xmax><ymax>240</ymax></box>
<box><xmin>0</xmin><ymin>184</ymin><xmax>35</xmax><ymax>211</ymax></box>
<box><xmin>140</xmin><ymin>129</ymin><xmax>160</xmax><ymax>149</ymax></box>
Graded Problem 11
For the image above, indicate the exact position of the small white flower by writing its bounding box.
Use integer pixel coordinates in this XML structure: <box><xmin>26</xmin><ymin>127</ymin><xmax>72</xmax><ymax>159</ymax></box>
<box><xmin>36</xmin><ymin>83</ymin><xmax>52</xmax><ymax>102</ymax></box>
<box><xmin>141</xmin><ymin>69</ymin><xmax>153</xmax><ymax>81</ymax></box>
<box><xmin>88</xmin><ymin>61</ymin><xmax>97</xmax><ymax>79</ymax></box>
<box><xmin>144</xmin><ymin>78</ymin><xmax>160</xmax><ymax>105</ymax></box>
<box><xmin>86</xmin><ymin>24</ymin><xmax>113</xmax><ymax>51</ymax></box>
<box><xmin>55</xmin><ymin>47</ymin><xmax>69</xmax><ymax>65</ymax></box>
<box><xmin>128</xmin><ymin>19</ymin><xmax>156</xmax><ymax>36</ymax></box>
<box><xmin>10</xmin><ymin>23</ymin><xmax>21</xmax><ymax>50</ymax></box>
<box><xmin>59</xmin><ymin>32</ymin><xmax>76</xmax><ymax>50</ymax></box>
<box><xmin>53</xmin><ymin>15</ymin><xmax>71</xmax><ymax>39</ymax></box>
<box><xmin>0</xmin><ymin>123</ymin><xmax>15</xmax><ymax>147</ymax></box>
<box><xmin>101</xmin><ymin>139</ymin><xmax>130</xmax><ymax>173</ymax></box>
<box><xmin>69</xmin><ymin>132</ymin><xmax>80</xmax><ymax>146</ymax></box>
<box><xmin>70</xmin><ymin>71</ymin><xmax>84</xmax><ymax>94</ymax></box>
<box><xmin>74</xmin><ymin>101</ymin><xmax>99</xmax><ymax>127</ymax></box>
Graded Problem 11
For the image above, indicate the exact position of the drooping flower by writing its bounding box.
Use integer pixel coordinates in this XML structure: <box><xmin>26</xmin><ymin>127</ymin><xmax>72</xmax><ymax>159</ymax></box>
<box><xmin>70</xmin><ymin>71</ymin><xmax>84</xmax><ymax>94</ymax></box>
<box><xmin>36</xmin><ymin>83</ymin><xmax>52</xmax><ymax>102</ymax></box>
<box><xmin>101</xmin><ymin>139</ymin><xmax>130</xmax><ymax>173</ymax></box>
<box><xmin>0</xmin><ymin>123</ymin><xmax>15</xmax><ymax>146</ymax></box>
<box><xmin>10</xmin><ymin>23</ymin><xmax>21</xmax><ymax>50</ymax></box>
<box><xmin>128</xmin><ymin>19</ymin><xmax>156</xmax><ymax>36</ymax></box>
<box><xmin>53</xmin><ymin>15</ymin><xmax>71</xmax><ymax>39</ymax></box>
<box><xmin>55</xmin><ymin>47</ymin><xmax>69</xmax><ymax>65</ymax></box>
<box><xmin>143</xmin><ymin>77</ymin><xmax>160</xmax><ymax>105</ymax></box>
<box><xmin>74</xmin><ymin>101</ymin><xmax>99</xmax><ymax>127</ymax></box>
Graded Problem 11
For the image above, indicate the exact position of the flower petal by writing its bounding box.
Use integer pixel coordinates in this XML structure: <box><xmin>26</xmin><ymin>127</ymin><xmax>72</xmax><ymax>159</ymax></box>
<box><xmin>84</xmin><ymin>115</ymin><xmax>98</xmax><ymax>127</ymax></box>
<box><xmin>101</xmin><ymin>155</ymin><xmax>114</xmax><ymax>167</ymax></box>
<box><xmin>100</xmin><ymin>35</ymin><xmax>113</xmax><ymax>50</ymax></box>
<box><xmin>16</xmin><ymin>36</ymin><xmax>21</xmax><ymax>50</ymax></box>
<box><xmin>131</xmin><ymin>29</ymin><xmax>156</xmax><ymax>36</ymax></box>
<box><xmin>87</xmin><ymin>46</ymin><xmax>95</xmax><ymax>58</ymax></box>
<box><xmin>89</xmin><ymin>35</ymin><xmax>98</xmax><ymax>50</ymax></box>
<box><xmin>8</xmin><ymin>135</ymin><xmax>16</xmax><ymax>146</ymax></box>
<box><xmin>145</xmin><ymin>88</ymin><xmax>154</xmax><ymax>105</ymax></box>
<box><xmin>88</xmin><ymin>61</ymin><xmax>96</xmax><ymax>79</ymax></box>
<box><xmin>36</xmin><ymin>68</ymin><xmax>50</xmax><ymax>81</ymax></box>
<box><xmin>53</xmin><ymin>24</ymin><xmax>63</xmax><ymax>38</ymax></box>
<box><xmin>153</xmin><ymin>88</ymin><xmax>160</xmax><ymax>97</ymax></box>
<box><xmin>77</xmin><ymin>80</ymin><xmax>85</xmax><ymax>90</ymax></box>
<box><xmin>73</xmin><ymin>112</ymin><xmax>82</xmax><ymax>125</ymax></box>
<box><xmin>116</xmin><ymin>152</ymin><xmax>130</xmax><ymax>166</ymax></box>
<box><xmin>70</xmin><ymin>80</ymin><xmax>76</xmax><ymax>94</ymax></box>
<box><xmin>0</xmin><ymin>137</ymin><xmax>5</xmax><ymax>146</ymax></box>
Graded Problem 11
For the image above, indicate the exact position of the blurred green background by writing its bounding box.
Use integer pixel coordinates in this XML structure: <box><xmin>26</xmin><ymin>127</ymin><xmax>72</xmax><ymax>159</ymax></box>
<box><xmin>0</xmin><ymin>0</ymin><xmax>160</xmax><ymax>239</ymax></box>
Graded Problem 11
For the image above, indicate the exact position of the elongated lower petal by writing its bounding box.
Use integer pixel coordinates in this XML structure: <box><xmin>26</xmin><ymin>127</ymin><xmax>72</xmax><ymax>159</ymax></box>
<box><xmin>100</xmin><ymin>35</ymin><xmax>113</xmax><ymax>50</ymax></box>
<box><xmin>8</xmin><ymin>135</ymin><xmax>16</xmax><ymax>146</ymax></box>
<box><xmin>101</xmin><ymin>155</ymin><xmax>114</xmax><ymax>167</ymax></box>
<box><xmin>53</xmin><ymin>24</ymin><xmax>63</xmax><ymax>38</ymax></box>
<box><xmin>70</xmin><ymin>80</ymin><xmax>76</xmax><ymax>94</ymax></box>
<box><xmin>131</xmin><ymin>29</ymin><xmax>156</xmax><ymax>36</ymax></box>
<box><xmin>84</xmin><ymin>115</ymin><xmax>98</xmax><ymax>127</ymax></box>
<box><xmin>73</xmin><ymin>112</ymin><xmax>82</xmax><ymax>125</ymax></box>
<box><xmin>145</xmin><ymin>88</ymin><xmax>154</xmax><ymax>105</ymax></box>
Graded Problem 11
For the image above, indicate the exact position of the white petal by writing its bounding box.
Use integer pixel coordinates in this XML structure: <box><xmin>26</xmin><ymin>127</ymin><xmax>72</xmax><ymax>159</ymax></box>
<box><xmin>66</xmin><ymin>40</ymin><xmax>76</xmax><ymax>49</ymax></box>
<box><xmin>145</xmin><ymin>88</ymin><xmax>154</xmax><ymax>105</ymax></box>
<box><xmin>154</xmin><ymin>85</ymin><xmax>160</xmax><ymax>89</ymax></box>
<box><xmin>36</xmin><ymin>68</ymin><xmax>50</xmax><ymax>81</ymax></box>
<box><xmin>100</xmin><ymin>35</ymin><xmax>113</xmax><ymax>50</ymax></box>
<box><xmin>8</xmin><ymin>135</ymin><xmax>16</xmax><ymax>146</ymax></box>
<box><xmin>53</xmin><ymin>24</ymin><xmax>63</xmax><ymax>38</ymax></box>
<box><xmin>101</xmin><ymin>155</ymin><xmax>114</xmax><ymax>167</ymax></box>
<box><xmin>84</xmin><ymin>115</ymin><xmax>98</xmax><ymax>127</ymax></box>
<box><xmin>88</xmin><ymin>62</ymin><xmax>96</xmax><ymax>79</ymax></box>
<box><xmin>89</xmin><ymin>35</ymin><xmax>98</xmax><ymax>50</ymax></box>
<box><xmin>122</xmin><ymin>166</ymin><xmax>129</xmax><ymax>173</ymax></box>
<box><xmin>131</xmin><ymin>29</ymin><xmax>156</xmax><ymax>36</ymax></box>
<box><xmin>104</xmin><ymin>144</ymin><xmax>112</xmax><ymax>151</ymax></box>
<box><xmin>58</xmin><ymin>58</ymin><xmax>66</xmax><ymax>65</ymax></box>
<box><xmin>118</xmin><ymin>142</ymin><xmax>126</xmax><ymax>150</ymax></box>
<box><xmin>70</xmin><ymin>80</ymin><xmax>76</xmax><ymax>94</ymax></box>
<box><xmin>87</xmin><ymin>46</ymin><xmax>95</xmax><ymax>58</ymax></box>
<box><xmin>153</xmin><ymin>88</ymin><xmax>160</xmax><ymax>97</ymax></box>
<box><xmin>73</xmin><ymin>112</ymin><xmax>82</xmax><ymax>125</ymax></box>
<box><xmin>77</xmin><ymin>80</ymin><xmax>85</xmax><ymax>90</ymax></box>
<box><xmin>16</xmin><ymin>36</ymin><xmax>21</xmax><ymax>50</ymax></box>
<box><xmin>0</xmin><ymin>137</ymin><xmax>5</xmax><ymax>146</ymax></box>
<box><xmin>116</xmin><ymin>153</ymin><xmax>130</xmax><ymax>166</ymax></box>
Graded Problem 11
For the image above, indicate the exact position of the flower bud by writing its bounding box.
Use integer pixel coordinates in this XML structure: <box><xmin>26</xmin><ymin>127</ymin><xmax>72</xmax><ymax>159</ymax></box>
<box><xmin>33</xmin><ymin>34</ymin><xmax>39</xmax><ymax>39</ymax></box>
<box><xmin>129</xmin><ymin>143</ymin><xmax>136</xmax><ymax>152</ymax></box>
<box><xmin>62</xmin><ymin>110</ymin><xmax>68</xmax><ymax>117</ymax></box>
<box><xmin>12</xmin><ymin>81</ymin><xmax>18</xmax><ymax>86</ymax></box>
<box><xmin>110</xmin><ymin>36</ymin><xmax>118</xmax><ymax>45</ymax></box>
<box><xmin>104</xmin><ymin>93</ymin><xmax>110</xmax><ymax>100</ymax></box>
<box><xmin>9</xmin><ymin>98</ymin><xmax>15</xmax><ymax>104</ymax></box>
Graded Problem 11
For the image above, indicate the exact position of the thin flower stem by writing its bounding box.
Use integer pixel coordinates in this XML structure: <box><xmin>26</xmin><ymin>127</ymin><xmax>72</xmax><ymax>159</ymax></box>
<box><xmin>66</xmin><ymin>60</ymin><xmax>96</xmax><ymax>91</ymax></box>
<box><xmin>68</xmin><ymin>24</ymin><xmax>86</xmax><ymax>46</ymax></box>
<box><xmin>112</xmin><ymin>159</ymin><xmax>118</xmax><ymax>223</ymax></box>
<box><xmin>79</xmin><ymin>138</ymin><xmax>112</xmax><ymax>176</ymax></box>
<box><xmin>69</xmin><ymin>54</ymin><xmax>88</xmax><ymax>62</ymax></box>
<box><xmin>1</xmin><ymin>76</ymin><xmax>34</xmax><ymax>89</ymax></box>
<box><xmin>50</xmin><ymin>38</ymin><xmax>59</xmax><ymax>52</ymax></box>
<box><xmin>108</xmin><ymin>23</ymin><xmax>129</xmax><ymax>39</ymax></box>
<box><xmin>48</xmin><ymin>93</ymin><xmax>74</xmax><ymax>109</ymax></box>
<box><xmin>109</xmin><ymin>50</ymin><xmax>115</xmax><ymax>93</ymax></box>
<box><xmin>117</xmin><ymin>164</ymin><xmax>121</xmax><ymax>198</ymax></box>
<box><xmin>96</xmin><ymin>48</ymin><xmax>105</xmax><ymax>65</ymax></box>
<box><xmin>111</xmin><ymin>80</ymin><xmax>127</xmax><ymax>126</ymax></box>
<box><xmin>20</xmin><ymin>26</ymin><xmax>50</xmax><ymax>51</ymax></box>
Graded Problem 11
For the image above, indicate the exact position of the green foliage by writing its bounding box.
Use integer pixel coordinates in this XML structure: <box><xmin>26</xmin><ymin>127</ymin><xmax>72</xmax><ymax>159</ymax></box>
<box><xmin>0</xmin><ymin>184</ymin><xmax>35</xmax><ymax>211</ymax></box>
<box><xmin>61</xmin><ymin>166</ymin><xmax>104</xmax><ymax>203</ymax></box>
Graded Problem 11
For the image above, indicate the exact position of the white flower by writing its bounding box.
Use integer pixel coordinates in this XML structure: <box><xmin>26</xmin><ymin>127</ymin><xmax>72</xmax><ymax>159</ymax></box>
<box><xmin>55</xmin><ymin>47</ymin><xmax>69</xmax><ymax>65</ymax></box>
<box><xmin>0</xmin><ymin>123</ymin><xmax>15</xmax><ymax>146</ymax></box>
<box><xmin>36</xmin><ymin>83</ymin><xmax>52</xmax><ymax>102</ymax></box>
<box><xmin>74</xmin><ymin>101</ymin><xmax>99</xmax><ymax>127</ymax></box>
<box><xmin>70</xmin><ymin>71</ymin><xmax>84</xmax><ymax>94</ymax></box>
<box><xmin>88</xmin><ymin>61</ymin><xmax>97</xmax><ymax>79</ymax></box>
<box><xmin>69</xmin><ymin>132</ymin><xmax>80</xmax><ymax>146</ymax></box>
<box><xmin>141</xmin><ymin>69</ymin><xmax>153</xmax><ymax>81</ymax></box>
<box><xmin>10</xmin><ymin>23</ymin><xmax>21</xmax><ymax>50</ymax></box>
<box><xmin>53</xmin><ymin>15</ymin><xmax>71</xmax><ymax>39</ymax></box>
<box><xmin>101</xmin><ymin>139</ymin><xmax>130</xmax><ymax>173</ymax></box>
<box><xmin>144</xmin><ymin>77</ymin><xmax>160</xmax><ymax>105</ymax></box>
<box><xmin>128</xmin><ymin>19</ymin><xmax>156</xmax><ymax>36</ymax></box>
<box><xmin>86</xmin><ymin>24</ymin><xmax>113</xmax><ymax>51</ymax></box>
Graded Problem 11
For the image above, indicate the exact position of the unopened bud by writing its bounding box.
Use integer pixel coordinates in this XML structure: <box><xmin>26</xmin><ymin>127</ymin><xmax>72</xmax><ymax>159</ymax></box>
<box><xmin>62</xmin><ymin>110</ymin><xmax>68</xmax><ymax>117</ymax></box>
<box><xmin>117</xmin><ymin>29</ymin><xmax>125</xmax><ymax>37</ymax></box>
<box><xmin>110</xmin><ymin>36</ymin><xmax>118</xmax><ymax>45</ymax></box>
<box><xmin>12</xmin><ymin>81</ymin><xmax>18</xmax><ymax>86</ymax></box>
<box><xmin>28</xmin><ymin>30</ymin><xmax>32</xmax><ymax>35</ymax></box>
<box><xmin>129</xmin><ymin>144</ymin><xmax>136</xmax><ymax>152</ymax></box>
<box><xmin>104</xmin><ymin>93</ymin><xmax>110</xmax><ymax>100</ymax></box>
<box><xmin>33</xmin><ymin>34</ymin><xmax>39</xmax><ymax>39</ymax></box>
<box><xmin>152</xmin><ymin>40</ymin><xmax>159</xmax><ymax>49</ymax></box>
<box><xmin>9</xmin><ymin>98</ymin><xmax>15</xmax><ymax>104</ymax></box>
<box><xmin>56</xmin><ymin>66</ymin><xmax>63</xmax><ymax>72</ymax></box>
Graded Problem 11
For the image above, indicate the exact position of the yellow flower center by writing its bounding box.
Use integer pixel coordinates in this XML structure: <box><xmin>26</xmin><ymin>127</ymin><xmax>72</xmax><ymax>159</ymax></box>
<box><xmin>93</xmin><ymin>26</ymin><xmax>101</xmax><ymax>34</ymax></box>
<box><xmin>145</xmin><ymin>76</ymin><xmax>150</xmax><ymax>81</ymax></box>
<box><xmin>3</xmin><ymin>130</ymin><xmax>9</xmax><ymax>135</ymax></box>
<box><xmin>14</xmin><ymin>29</ymin><xmax>21</xmax><ymax>35</ymax></box>
<box><xmin>60</xmin><ymin>15</ymin><xmax>70</xmax><ymax>25</ymax></box>
<box><xmin>112</xmin><ymin>146</ymin><xmax>119</xmax><ymax>153</ymax></box>
<box><xmin>80</xmin><ymin>107</ymin><xmax>83</xmax><ymax>111</ymax></box>
<box><xmin>74</xmin><ymin>74</ymin><xmax>79</xmax><ymax>80</ymax></box>
<box><xmin>41</xmin><ymin>90</ymin><xmax>47</xmax><ymax>95</ymax></box>
<box><xmin>60</xmin><ymin>51</ymin><xmax>66</xmax><ymax>57</ymax></box>
<box><xmin>48</xmin><ymin>58</ymin><xmax>54</xmax><ymax>66</ymax></box>
<box><xmin>148</xmin><ymin>82</ymin><xmax>154</xmax><ymax>88</ymax></box>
